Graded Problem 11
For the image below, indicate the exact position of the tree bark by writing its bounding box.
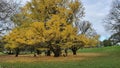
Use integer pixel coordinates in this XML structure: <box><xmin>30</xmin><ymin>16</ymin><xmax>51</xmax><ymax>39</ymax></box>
<box><xmin>53</xmin><ymin>48</ymin><xmax>61</xmax><ymax>57</ymax></box>
<box><xmin>33</xmin><ymin>47</ymin><xmax>37</xmax><ymax>57</ymax></box>
<box><xmin>72</xmin><ymin>49</ymin><xmax>77</xmax><ymax>55</ymax></box>
<box><xmin>46</xmin><ymin>50</ymin><xmax>51</xmax><ymax>56</ymax></box>
<box><xmin>49</xmin><ymin>43</ymin><xmax>61</xmax><ymax>57</ymax></box>
<box><xmin>65</xmin><ymin>49</ymin><xmax>68</xmax><ymax>56</ymax></box>
<box><xmin>15</xmin><ymin>48</ymin><xmax>20</xmax><ymax>57</ymax></box>
<box><xmin>54</xmin><ymin>51</ymin><xmax>60</xmax><ymax>57</ymax></box>
<box><xmin>36</xmin><ymin>50</ymin><xmax>41</xmax><ymax>55</ymax></box>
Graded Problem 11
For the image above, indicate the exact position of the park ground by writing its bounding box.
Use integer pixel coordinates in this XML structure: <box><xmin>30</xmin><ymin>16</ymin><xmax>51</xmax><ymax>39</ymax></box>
<box><xmin>0</xmin><ymin>46</ymin><xmax>120</xmax><ymax>68</ymax></box>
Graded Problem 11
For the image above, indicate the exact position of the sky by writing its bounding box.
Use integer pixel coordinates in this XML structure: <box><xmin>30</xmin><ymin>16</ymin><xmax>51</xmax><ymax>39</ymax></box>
<box><xmin>22</xmin><ymin>0</ymin><xmax>113</xmax><ymax>41</ymax></box>
<box><xmin>81</xmin><ymin>0</ymin><xmax>113</xmax><ymax>41</ymax></box>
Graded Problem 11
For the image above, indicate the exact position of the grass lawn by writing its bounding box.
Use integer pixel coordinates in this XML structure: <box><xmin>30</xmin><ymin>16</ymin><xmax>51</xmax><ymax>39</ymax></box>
<box><xmin>0</xmin><ymin>52</ymin><xmax>4</xmax><ymax>55</ymax></box>
<box><xmin>0</xmin><ymin>46</ymin><xmax>120</xmax><ymax>68</ymax></box>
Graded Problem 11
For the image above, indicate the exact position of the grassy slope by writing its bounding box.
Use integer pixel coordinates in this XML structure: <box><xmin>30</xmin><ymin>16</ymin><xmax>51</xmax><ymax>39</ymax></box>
<box><xmin>77</xmin><ymin>46</ymin><xmax>120</xmax><ymax>68</ymax></box>
<box><xmin>0</xmin><ymin>46</ymin><xmax>120</xmax><ymax>68</ymax></box>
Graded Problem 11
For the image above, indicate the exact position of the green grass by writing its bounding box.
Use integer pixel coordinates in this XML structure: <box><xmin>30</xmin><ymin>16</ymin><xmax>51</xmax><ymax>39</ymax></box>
<box><xmin>79</xmin><ymin>46</ymin><xmax>120</xmax><ymax>53</ymax></box>
<box><xmin>0</xmin><ymin>52</ymin><xmax>4</xmax><ymax>55</ymax></box>
<box><xmin>0</xmin><ymin>46</ymin><xmax>120</xmax><ymax>68</ymax></box>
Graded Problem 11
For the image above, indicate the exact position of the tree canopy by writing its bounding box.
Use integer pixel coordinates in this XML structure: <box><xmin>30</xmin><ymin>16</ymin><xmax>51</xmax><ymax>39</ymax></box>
<box><xmin>2</xmin><ymin>0</ymin><xmax>100</xmax><ymax>57</ymax></box>
<box><xmin>105</xmin><ymin>0</ymin><xmax>120</xmax><ymax>45</ymax></box>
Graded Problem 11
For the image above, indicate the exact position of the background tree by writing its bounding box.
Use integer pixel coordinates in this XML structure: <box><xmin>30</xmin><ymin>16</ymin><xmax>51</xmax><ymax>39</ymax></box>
<box><xmin>0</xmin><ymin>40</ymin><xmax>4</xmax><ymax>52</ymax></box>
<box><xmin>104</xmin><ymin>0</ymin><xmax>120</xmax><ymax>45</ymax></box>
<box><xmin>109</xmin><ymin>32</ymin><xmax>120</xmax><ymax>45</ymax></box>
<box><xmin>102</xmin><ymin>39</ymin><xmax>112</xmax><ymax>47</ymax></box>
<box><xmin>0</xmin><ymin>0</ymin><xmax>20</xmax><ymax>38</ymax></box>
<box><xmin>70</xmin><ymin>20</ymin><xmax>99</xmax><ymax>55</ymax></box>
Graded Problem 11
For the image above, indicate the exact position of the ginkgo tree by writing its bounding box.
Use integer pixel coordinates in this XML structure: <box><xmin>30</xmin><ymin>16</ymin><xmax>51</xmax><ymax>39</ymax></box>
<box><xmin>2</xmin><ymin>0</ymin><xmax>100</xmax><ymax>57</ymax></box>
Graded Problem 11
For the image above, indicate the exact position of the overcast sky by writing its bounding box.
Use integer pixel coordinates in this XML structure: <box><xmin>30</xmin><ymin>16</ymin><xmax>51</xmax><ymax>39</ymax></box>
<box><xmin>81</xmin><ymin>0</ymin><xmax>113</xmax><ymax>41</ymax></box>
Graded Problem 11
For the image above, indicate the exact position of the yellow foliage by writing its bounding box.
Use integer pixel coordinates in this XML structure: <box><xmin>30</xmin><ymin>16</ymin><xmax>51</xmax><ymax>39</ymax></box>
<box><xmin>12</xmin><ymin>0</ymin><xmax>83</xmax><ymax>26</ymax></box>
<box><xmin>4</xmin><ymin>42</ymin><xmax>18</xmax><ymax>49</ymax></box>
<box><xmin>2</xmin><ymin>0</ymin><xmax>99</xmax><ymax>51</ymax></box>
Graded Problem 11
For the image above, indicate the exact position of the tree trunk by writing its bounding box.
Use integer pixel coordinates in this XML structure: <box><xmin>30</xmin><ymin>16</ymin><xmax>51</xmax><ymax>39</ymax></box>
<box><xmin>65</xmin><ymin>49</ymin><xmax>68</xmax><ymax>56</ymax></box>
<box><xmin>30</xmin><ymin>47</ymin><xmax>33</xmax><ymax>54</ymax></box>
<box><xmin>46</xmin><ymin>50</ymin><xmax>51</xmax><ymax>56</ymax></box>
<box><xmin>49</xmin><ymin>44</ymin><xmax>61</xmax><ymax>57</ymax></box>
<box><xmin>34</xmin><ymin>51</ymin><xmax>37</xmax><ymax>57</ymax></box>
<box><xmin>72</xmin><ymin>49</ymin><xmax>77</xmax><ymax>55</ymax></box>
<box><xmin>15</xmin><ymin>48</ymin><xmax>20</xmax><ymax>57</ymax></box>
<box><xmin>8</xmin><ymin>50</ymin><xmax>13</xmax><ymax>55</ymax></box>
<box><xmin>33</xmin><ymin>47</ymin><xmax>37</xmax><ymax>57</ymax></box>
<box><xmin>34</xmin><ymin>53</ymin><xmax>36</xmax><ymax>57</ymax></box>
<box><xmin>54</xmin><ymin>51</ymin><xmax>60</xmax><ymax>57</ymax></box>
<box><xmin>53</xmin><ymin>48</ymin><xmax>61</xmax><ymax>57</ymax></box>
<box><xmin>36</xmin><ymin>50</ymin><xmax>41</xmax><ymax>55</ymax></box>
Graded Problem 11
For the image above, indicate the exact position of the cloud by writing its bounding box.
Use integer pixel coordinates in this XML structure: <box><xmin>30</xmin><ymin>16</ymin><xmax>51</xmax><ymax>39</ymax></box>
<box><xmin>82</xmin><ymin>0</ymin><xmax>113</xmax><ymax>41</ymax></box>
